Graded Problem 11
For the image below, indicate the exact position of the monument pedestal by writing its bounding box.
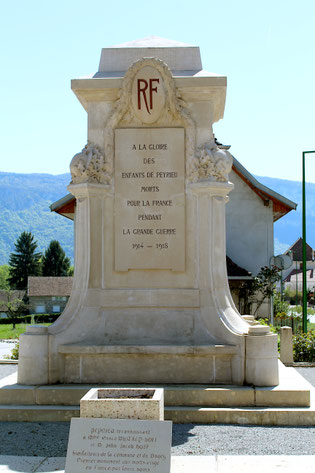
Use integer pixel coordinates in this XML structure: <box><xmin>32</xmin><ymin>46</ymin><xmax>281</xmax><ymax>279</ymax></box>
<box><xmin>18</xmin><ymin>38</ymin><xmax>279</xmax><ymax>388</ymax></box>
<box><xmin>19</xmin><ymin>180</ymin><xmax>278</xmax><ymax>387</ymax></box>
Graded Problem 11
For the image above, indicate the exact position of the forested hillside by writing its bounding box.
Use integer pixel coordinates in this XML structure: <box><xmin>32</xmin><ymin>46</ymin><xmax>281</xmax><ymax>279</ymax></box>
<box><xmin>0</xmin><ymin>172</ymin><xmax>73</xmax><ymax>265</ymax></box>
<box><xmin>256</xmin><ymin>175</ymin><xmax>315</xmax><ymax>254</ymax></box>
<box><xmin>0</xmin><ymin>171</ymin><xmax>313</xmax><ymax>265</ymax></box>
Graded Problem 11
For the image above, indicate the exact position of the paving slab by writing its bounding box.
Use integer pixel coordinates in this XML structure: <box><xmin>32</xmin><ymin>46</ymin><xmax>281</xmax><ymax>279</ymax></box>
<box><xmin>0</xmin><ymin>455</ymin><xmax>314</xmax><ymax>473</ymax></box>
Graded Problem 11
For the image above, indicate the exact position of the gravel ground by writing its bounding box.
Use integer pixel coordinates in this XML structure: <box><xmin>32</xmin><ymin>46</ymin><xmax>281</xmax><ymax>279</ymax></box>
<box><xmin>0</xmin><ymin>422</ymin><xmax>314</xmax><ymax>457</ymax></box>
<box><xmin>0</xmin><ymin>365</ymin><xmax>314</xmax><ymax>457</ymax></box>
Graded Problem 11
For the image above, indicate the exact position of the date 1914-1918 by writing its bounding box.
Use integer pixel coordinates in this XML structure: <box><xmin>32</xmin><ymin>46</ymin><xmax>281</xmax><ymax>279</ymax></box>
<box><xmin>132</xmin><ymin>243</ymin><xmax>168</xmax><ymax>250</ymax></box>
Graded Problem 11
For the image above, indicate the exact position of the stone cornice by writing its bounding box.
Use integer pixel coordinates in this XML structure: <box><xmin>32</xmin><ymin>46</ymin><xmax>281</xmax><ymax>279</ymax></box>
<box><xmin>71</xmin><ymin>76</ymin><xmax>226</xmax><ymax>122</ymax></box>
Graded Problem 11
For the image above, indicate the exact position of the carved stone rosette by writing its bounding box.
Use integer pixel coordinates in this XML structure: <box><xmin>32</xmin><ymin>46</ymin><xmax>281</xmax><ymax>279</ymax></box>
<box><xmin>70</xmin><ymin>142</ymin><xmax>112</xmax><ymax>185</ymax></box>
<box><xmin>192</xmin><ymin>139</ymin><xmax>233</xmax><ymax>183</ymax></box>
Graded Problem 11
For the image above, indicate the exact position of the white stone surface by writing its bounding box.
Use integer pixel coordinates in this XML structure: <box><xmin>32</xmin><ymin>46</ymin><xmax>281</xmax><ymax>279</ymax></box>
<box><xmin>98</xmin><ymin>36</ymin><xmax>202</xmax><ymax>74</ymax></box>
<box><xmin>114</xmin><ymin>128</ymin><xmax>185</xmax><ymax>271</ymax></box>
<box><xmin>245</xmin><ymin>333</ymin><xmax>279</xmax><ymax>386</ymax></box>
<box><xmin>280</xmin><ymin>326</ymin><xmax>294</xmax><ymax>365</ymax></box>
<box><xmin>111</xmin><ymin>37</ymin><xmax>194</xmax><ymax>48</ymax></box>
<box><xmin>65</xmin><ymin>418</ymin><xmax>172</xmax><ymax>473</ymax></box>
<box><xmin>80</xmin><ymin>388</ymin><xmax>164</xmax><ymax>420</ymax></box>
<box><xmin>18</xmin><ymin>326</ymin><xmax>48</xmax><ymax>385</ymax></box>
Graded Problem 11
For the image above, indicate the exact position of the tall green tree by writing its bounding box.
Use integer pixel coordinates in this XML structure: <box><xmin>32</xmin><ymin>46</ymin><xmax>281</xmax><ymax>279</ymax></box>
<box><xmin>42</xmin><ymin>240</ymin><xmax>71</xmax><ymax>276</ymax></box>
<box><xmin>0</xmin><ymin>265</ymin><xmax>10</xmax><ymax>289</ymax></box>
<box><xmin>8</xmin><ymin>232</ymin><xmax>41</xmax><ymax>289</ymax></box>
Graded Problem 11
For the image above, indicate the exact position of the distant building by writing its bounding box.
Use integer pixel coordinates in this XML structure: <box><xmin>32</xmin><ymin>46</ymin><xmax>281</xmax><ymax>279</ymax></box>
<box><xmin>285</xmin><ymin>237</ymin><xmax>315</xmax><ymax>267</ymax></box>
<box><xmin>284</xmin><ymin>268</ymin><xmax>315</xmax><ymax>292</ymax></box>
<box><xmin>28</xmin><ymin>277</ymin><xmax>73</xmax><ymax>315</ymax></box>
<box><xmin>282</xmin><ymin>238</ymin><xmax>315</xmax><ymax>292</ymax></box>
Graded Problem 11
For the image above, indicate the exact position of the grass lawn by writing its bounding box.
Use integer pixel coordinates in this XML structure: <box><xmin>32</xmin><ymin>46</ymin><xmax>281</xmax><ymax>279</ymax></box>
<box><xmin>0</xmin><ymin>323</ymin><xmax>51</xmax><ymax>340</ymax></box>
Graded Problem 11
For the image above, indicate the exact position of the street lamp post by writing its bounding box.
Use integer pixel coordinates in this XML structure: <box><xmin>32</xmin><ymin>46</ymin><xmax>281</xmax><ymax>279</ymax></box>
<box><xmin>302</xmin><ymin>150</ymin><xmax>315</xmax><ymax>333</ymax></box>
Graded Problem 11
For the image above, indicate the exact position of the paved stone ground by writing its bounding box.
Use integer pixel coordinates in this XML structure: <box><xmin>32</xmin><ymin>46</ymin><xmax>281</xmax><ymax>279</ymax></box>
<box><xmin>0</xmin><ymin>364</ymin><xmax>314</xmax><ymax>456</ymax></box>
<box><xmin>295</xmin><ymin>366</ymin><xmax>315</xmax><ymax>387</ymax></box>
<box><xmin>0</xmin><ymin>363</ymin><xmax>18</xmax><ymax>379</ymax></box>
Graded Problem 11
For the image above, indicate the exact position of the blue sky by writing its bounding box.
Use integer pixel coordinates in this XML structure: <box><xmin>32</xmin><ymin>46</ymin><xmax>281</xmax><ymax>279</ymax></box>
<box><xmin>1</xmin><ymin>0</ymin><xmax>315</xmax><ymax>182</ymax></box>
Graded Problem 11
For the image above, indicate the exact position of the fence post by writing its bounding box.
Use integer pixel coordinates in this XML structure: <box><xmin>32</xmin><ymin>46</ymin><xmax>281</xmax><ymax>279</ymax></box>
<box><xmin>280</xmin><ymin>326</ymin><xmax>294</xmax><ymax>365</ymax></box>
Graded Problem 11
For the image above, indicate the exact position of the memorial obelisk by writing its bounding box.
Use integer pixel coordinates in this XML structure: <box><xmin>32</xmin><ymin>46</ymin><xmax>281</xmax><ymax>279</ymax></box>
<box><xmin>18</xmin><ymin>37</ymin><xmax>279</xmax><ymax>387</ymax></box>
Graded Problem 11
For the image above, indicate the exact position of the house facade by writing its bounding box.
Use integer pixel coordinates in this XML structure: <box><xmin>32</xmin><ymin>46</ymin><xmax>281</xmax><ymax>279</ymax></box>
<box><xmin>28</xmin><ymin>277</ymin><xmax>73</xmax><ymax>315</ymax></box>
<box><xmin>282</xmin><ymin>238</ymin><xmax>315</xmax><ymax>295</ymax></box>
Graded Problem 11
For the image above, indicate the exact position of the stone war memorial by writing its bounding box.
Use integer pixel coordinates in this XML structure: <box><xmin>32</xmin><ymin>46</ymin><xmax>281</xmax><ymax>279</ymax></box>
<box><xmin>18</xmin><ymin>37</ymin><xmax>279</xmax><ymax>388</ymax></box>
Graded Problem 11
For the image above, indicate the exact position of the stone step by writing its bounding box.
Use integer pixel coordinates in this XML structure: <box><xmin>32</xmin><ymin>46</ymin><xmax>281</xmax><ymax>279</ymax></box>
<box><xmin>0</xmin><ymin>364</ymin><xmax>313</xmax><ymax>424</ymax></box>
<box><xmin>0</xmin><ymin>403</ymin><xmax>315</xmax><ymax>425</ymax></box>
<box><xmin>165</xmin><ymin>404</ymin><xmax>315</xmax><ymax>425</ymax></box>
<box><xmin>165</xmin><ymin>385</ymin><xmax>310</xmax><ymax>407</ymax></box>
<box><xmin>0</xmin><ymin>405</ymin><xmax>79</xmax><ymax>422</ymax></box>
<box><xmin>0</xmin><ymin>372</ymin><xmax>311</xmax><ymax>408</ymax></box>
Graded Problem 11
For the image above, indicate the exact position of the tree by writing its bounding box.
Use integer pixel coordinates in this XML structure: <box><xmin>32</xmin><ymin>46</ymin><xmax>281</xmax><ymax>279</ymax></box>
<box><xmin>251</xmin><ymin>266</ymin><xmax>281</xmax><ymax>316</ymax></box>
<box><xmin>3</xmin><ymin>290</ymin><xmax>28</xmax><ymax>329</ymax></box>
<box><xmin>239</xmin><ymin>265</ymin><xmax>281</xmax><ymax>317</ymax></box>
<box><xmin>42</xmin><ymin>240</ymin><xmax>71</xmax><ymax>276</ymax></box>
<box><xmin>0</xmin><ymin>265</ymin><xmax>10</xmax><ymax>289</ymax></box>
<box><xmin>8</xmin><ymin>232</ymin><xmax>41</xmax><ymax>290</ymax></box>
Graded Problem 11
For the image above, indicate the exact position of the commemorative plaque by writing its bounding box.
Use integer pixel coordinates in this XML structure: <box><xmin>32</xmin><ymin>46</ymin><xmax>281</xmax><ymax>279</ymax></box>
<box><xmin>114</xmin><ymin>127</ymin><xmax>185</xmax><ymax>271</ymax></box>
<box><xmin>65</xmin><ymin>418</ymin><xmax>172</xmax><ymax>473</ymax></box>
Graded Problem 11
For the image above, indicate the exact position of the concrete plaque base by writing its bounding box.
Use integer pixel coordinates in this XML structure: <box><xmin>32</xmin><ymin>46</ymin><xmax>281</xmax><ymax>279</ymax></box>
<box><xmin>65</xmin><ymin>418</ymin><xmax>171</xmax><ymax>473</ymax></box>
<box><xmin>80</xmin><ymin>388</ymin><xmax>164</xmax><ymax>420</ymax></box>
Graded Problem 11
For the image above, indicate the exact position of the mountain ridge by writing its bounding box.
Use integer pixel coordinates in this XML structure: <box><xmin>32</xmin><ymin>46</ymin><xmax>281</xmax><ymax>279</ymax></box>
<box><xmin>0</xmin><ymin>171</ymin><xmax>313</xmax><ymax>265</ymax></box>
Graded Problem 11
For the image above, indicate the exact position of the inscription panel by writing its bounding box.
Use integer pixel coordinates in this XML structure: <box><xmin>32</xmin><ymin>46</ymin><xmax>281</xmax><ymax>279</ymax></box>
<box><xmin>65</xmin><ymin>418</ymin><xmax>172</xmax><ymax>473</ymax></box>
<box><xmin>115</xmin><ymin>128</ymin><xmax>185</xmax><ymax>271</ymax></box>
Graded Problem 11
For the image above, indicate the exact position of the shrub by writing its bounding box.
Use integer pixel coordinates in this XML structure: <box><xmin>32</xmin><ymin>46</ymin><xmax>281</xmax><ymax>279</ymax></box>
<box><xmin>10</xmin><ymin>342</ymin><xmax>19</xmax><ymax>360</ymax></box>
<box><xmin>257</xmin><ymin>318</ymin><xmax>277</xmax><ymax>334</ymax></box>
<box><xmin>0</xmin><ymin>313</ymin><xmax>60</xmax><ymax>325</ymax></box>
<box><xmin>273</xmin><ymin>291</ymin><xmax>290</xmax><ymax>317</ymax></box>
<box><xmin>293</xmin><ymin>331</ymin><xmax>315</xmax><ymax>362</ymax></box>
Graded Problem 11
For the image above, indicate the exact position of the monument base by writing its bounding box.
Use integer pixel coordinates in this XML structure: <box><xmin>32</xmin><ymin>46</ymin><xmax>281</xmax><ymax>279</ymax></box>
<box><xmin>18</xmin><ymin>181</ymin><xmax>280</xmax><ymax>388</ymax></box>
<box><xmin>0</xmin><ymin>363</ymin><xmax>314</xmax><ymax>425</ymax></box>
<box><xmin>59</xmin><ymin>344</ymin><xmax>238</xmax><ymax>384</ymax></box>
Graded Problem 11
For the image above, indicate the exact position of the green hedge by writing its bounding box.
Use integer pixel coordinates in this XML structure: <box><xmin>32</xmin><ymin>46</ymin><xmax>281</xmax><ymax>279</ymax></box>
<box><xmin>293</xmin><ymin>331</ymin><xmax>315</xmax><ymax>362</ymax></box>
<box><xmin>0</xmin><ymin>313</ymin><xmax>61</xmax><ymax>325</ymax></box>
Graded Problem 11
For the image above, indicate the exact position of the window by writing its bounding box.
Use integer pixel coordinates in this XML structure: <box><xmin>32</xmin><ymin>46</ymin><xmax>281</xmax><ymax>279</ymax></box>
<box><xmin>52</xmin><ymin>305</ymin><xmax>60</xmax><ymax>313</ymax></box>
<box><xmin>35</xmin><ymin>305</ymin><xmax>45</xmax><ymax>314</ymax></box>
